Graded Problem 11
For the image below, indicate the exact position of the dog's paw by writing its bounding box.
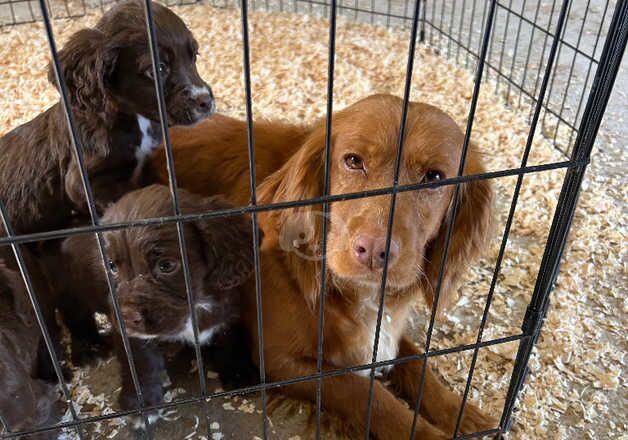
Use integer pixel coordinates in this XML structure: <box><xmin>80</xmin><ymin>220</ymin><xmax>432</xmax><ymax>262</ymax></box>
<box><xmin>128</xmin><ymin>412</ymin><xmax>160</xmax><ymax>439</ymax></box>
<box><xmin>452</xmin><ymin>402</ymin><xmax>498</xmax><ymax>436</ymax></box>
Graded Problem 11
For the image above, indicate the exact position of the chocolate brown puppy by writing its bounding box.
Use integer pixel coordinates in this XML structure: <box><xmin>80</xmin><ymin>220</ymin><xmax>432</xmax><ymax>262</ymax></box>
<box><xmin>0</xmin><ymin>0</ymin><xmax>214</xmax><ymax>237</ymax></box>
<box><xmin>0</xmin><ymin>255</ymin><xmax>63</xmax><ymax>439</ymax></box>
<box><xmin>59</xmin><ymin>184</ymin><xmax>257</xmax><ymax>433</ymax></box>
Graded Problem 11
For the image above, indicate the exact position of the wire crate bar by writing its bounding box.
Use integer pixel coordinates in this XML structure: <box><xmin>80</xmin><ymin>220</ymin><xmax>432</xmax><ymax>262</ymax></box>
<box><xmin>0</xmin><ymin>0</ymin><xmax>625</xmax><ymax>439</ymax></box>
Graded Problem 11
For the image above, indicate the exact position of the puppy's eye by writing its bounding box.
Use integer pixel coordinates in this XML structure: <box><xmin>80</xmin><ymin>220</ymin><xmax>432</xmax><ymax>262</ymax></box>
<box><xmin>145</xmin><ymin>62</ymin><xmax>169</xmax><ymax>80</ymax></box>
<box><xmin>157</xmin><ymin>258</ymin><xmax>179</xmax><ymax>274</ymax></box>
<box><xmin>106</xmin><ymin>258</ymin><xmax>117</xmax><ymax>274</ymax></box>
<box><xmin>343</xmin><ymin>153</ymin><xmax>365</xmax><ymax>171</ymax></box>
<box><xmin>422</xmin><ymin>170</ymin><xmax>444</xmax><ymax>184</ymax></box>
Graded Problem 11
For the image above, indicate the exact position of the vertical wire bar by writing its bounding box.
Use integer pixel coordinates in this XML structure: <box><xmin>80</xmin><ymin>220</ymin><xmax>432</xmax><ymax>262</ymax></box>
<box><xmin>370</xmin><ymin>0</ymin><xmax>375</xmax><ymax>23</ymax></box>
<box><xmin>314</xmin><ymin>0</ymin><xmax>336</xmax><ymax>437</ymax></box>
<box><xmin>419</xmin><ymin>0</ymin><xmax>426</xmax><ymax>41</ymax></box>
<box><xmin>541</xmin><ymin>0</ymin><xmax>574</xmax><ymax>135</ymax></box>
<box><xmin>505</xmin><ymin>0</ymin><xmax>526</xmax><ymax>105</ymax></box>
<box><xmin>552</xmin><ymin>0</ymin><xmax>592</xmax><ymax>147</ymax></box>
<box><xmin>26</xmin><ymin>0</ymin><xmax>37</xmax><ymax>24</ymax></box>
<box><xmin>465</xmin><ymin>0</ymin><xmax>478</xmax><ymax>67</ymax></box>
<box><xmin>496</xmin><ymin>0</ymin><xmax>514</xmax><ymax>92</ymax></box>
<box><xmin>239</xmin><ymin>0</ymin><xmax>268</xmax><ymax>437</ymax></box>
<box><xmin>141</xmin><ymin>0</ymin><xmax>212</xmax><ymax>435</ymax></box>
<box><xmin>0</xmin><ymin>202</ymin><xmax>84</xmax><ymax>440</ymax></box>
<box><xmin>7</xmin><ymin>0</ymin><xmax>16</xmax><ymax>24</ymax></box>
<box><xmin>429</xmin><ymin>0</ymin><xmax>436</xmax><ymax>44</ymax></box>
<box><xmin>516</xmin><ymin>0</ymin><xmax>544</xmax><ymax>110</ymax></box>
<box><xmin>528</xmin><ymin>0</ymin><xmax>558</xmax><ymax>121</ymax></box>
<box><xmin>37</xmin><ymin>0</ymin><xmax>151</xmax><ymax>434</ymax></box>
<box><xmin>386</xmin><ymin>0</ymin><xmax>392</xmax><ymax>27</ymax></box>
<box><xmin>477</xmin><ymin>0</ymin><xmax>489</xmax><ymax>65</ymax></box>
<box><xmin>362</xmin><ymin>0</ymin><xmax>421</xmax><ymax>437</ymax></box>
<box><xmin>408</xmin><ymin>2</ymin><xmax>498</xmax><ymax>438</ymax></box>
<box><xmin>486</xmin><ymin>1</ymin><xmax>499</xmax><ymax>82</ymax></box>
<box><xmin>447</xmin><ymin>0</ymin><xmax>455</xmax><ymax>56</ymax></box>
<box><xmin>499</xmin><ymin>3</ymin><xmax>627</xmax><ymax>431</ymax></box>
<box><xmin>438</xmin><ymin>0</ymin><xmax>445</xmax><ymax>52</ymax></box>
<box><xmin>452</xmin><ymin>0</ymin><xmax>572</xmax><ymax>436</ymax></box>
<box><xmin>456</xmin><ymin>0</ymin><xmax>467</xmax><ymax>63</ymax></box>
<box><xmin>568</xmin><ymin>0</ymin><xmax>610</xmax><ymax>148</ymax></box>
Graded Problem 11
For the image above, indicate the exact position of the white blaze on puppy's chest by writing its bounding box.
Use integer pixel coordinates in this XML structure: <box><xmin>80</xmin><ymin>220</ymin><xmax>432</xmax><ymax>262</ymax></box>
<box><xmin>166</xmin><ymin>301</ymin><xmax>219</xmax><ymax>345</ymax></box>
<box><xmin>135</xmin><ymin>114</ymin><xmax>161</xmax><ymax>162</ymax></box>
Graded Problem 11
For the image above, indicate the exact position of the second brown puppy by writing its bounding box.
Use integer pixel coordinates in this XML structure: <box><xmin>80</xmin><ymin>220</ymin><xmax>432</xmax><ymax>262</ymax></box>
<box><xmin>59</xmin><ymin>184</ymin><xmax>258</xmax><ymax>433</ymax></box>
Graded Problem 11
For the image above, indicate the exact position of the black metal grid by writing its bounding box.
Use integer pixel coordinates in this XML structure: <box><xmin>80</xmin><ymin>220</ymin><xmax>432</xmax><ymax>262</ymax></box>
<box><xmin>0</xmin><ymin>0</ymin><xmax>626</xmax><ymax>439</ymax></box>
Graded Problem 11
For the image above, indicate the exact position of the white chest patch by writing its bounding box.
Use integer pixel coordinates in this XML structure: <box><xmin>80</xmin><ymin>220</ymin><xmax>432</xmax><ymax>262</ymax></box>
<box><xmin>166</xmin><ymin>301</ymin><xmax>218</xmax><ymax>345</ymax></box>
<box><xmin>356</xmin><ymin>308</ymin><xmax>399</xmax><ymax>378</ymax></box>
<box><xmin>135</xmin><ymin>114</ymin><xmax>161</xmax><ymax>162</ymax></box>
<box><xmin>166</xmin><ymin>317</ymin><xmax>219</xmax><ymax>345</ymax></box>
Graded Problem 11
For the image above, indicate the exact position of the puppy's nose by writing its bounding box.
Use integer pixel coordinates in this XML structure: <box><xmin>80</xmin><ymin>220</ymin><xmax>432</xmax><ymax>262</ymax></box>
<box><xmin>194</xmin><ymin>93</ymin><xmax>214</xmax><ymax>114</ymax></box>
<box><xmin>352</xmin><ymin>234</ymin><xmax>399</xmax><ymax>269</ymax></box>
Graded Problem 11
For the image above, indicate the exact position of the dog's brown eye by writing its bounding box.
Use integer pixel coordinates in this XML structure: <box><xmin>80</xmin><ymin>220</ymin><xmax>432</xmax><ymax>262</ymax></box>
<box><xmin>344</xmin><ymin>153</ymin><xmax>365</xmax><ymax>171</ymax></box>
<box><xmin>145</xmin><ymin>62</ymin><xmax>169</xmax><ymax>80</ymax></box>
<box><xmin>157</xmin><ymin>258</ymin><xmax>179</xmax><ymax>274</ymax></box>
<box><xmin>422</xmin><ymin>170</ymin><xmax>444</xmax><ymax>183</ymax></box>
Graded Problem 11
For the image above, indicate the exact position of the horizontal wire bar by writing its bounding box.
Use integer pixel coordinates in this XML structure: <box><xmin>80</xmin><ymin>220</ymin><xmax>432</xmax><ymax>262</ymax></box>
<box><xmin>455</xmin><ymin>427</ymin><xmax>503</xmax><ymax>440</ymax></box>
<box><xmin>423</xmin><ymin>20</ymin><xmax>580</xmax><ymax>135</ymax></box>
<box><xmin>1</xmin><ymin>333</ymin><xmax>526</xmax><ymax>438</ymax></box>
<box><xmin>0</xmin><ymin>159</ymin><xmax>587</xmax><ymax>247</ymax></box>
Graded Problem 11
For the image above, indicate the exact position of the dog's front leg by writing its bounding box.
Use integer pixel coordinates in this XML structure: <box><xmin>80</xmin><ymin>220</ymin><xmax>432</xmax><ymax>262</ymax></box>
<box><xmin>114</xmin><ymin>335</ymin><xmax>164</xmax><ymax>438</ymax></box>
<box><xmin>388</xmin><ymin>336</ymin><xmax>497</xmax><ymax>437</ymax></box>
<box><xmin>269</xmin><ymin>357</ymin><xmax>447</xmax><ymax>440</ymax></box>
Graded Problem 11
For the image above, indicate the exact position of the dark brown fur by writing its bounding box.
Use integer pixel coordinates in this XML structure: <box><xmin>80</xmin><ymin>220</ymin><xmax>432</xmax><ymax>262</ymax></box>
<box><xmin>59</xmin><ymin>185</ymin><xmax>257</xmax><ymax>432</ymax></box>
<box><xmin>0</xmin><ymin>254</ymin><xmax>63</xmax><ymax>438</ymax></box>
<box><xmin>0</xmin><ymin>0</ymin><xmax>213</xmax><ymax>236</ymax></box>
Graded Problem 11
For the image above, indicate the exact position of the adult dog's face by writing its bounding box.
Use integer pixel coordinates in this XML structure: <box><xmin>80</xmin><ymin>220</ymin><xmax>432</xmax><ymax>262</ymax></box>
<box><xmin>264</xmin><ymin>95</ymin><xmax>492</xmax><ymax>310</ymax></box>
<box><xmin>324</xmin><ymin>100</ymin><xmax>462</xmax><ymax>290</ymax></box>
<box><xmin>102</xmin><ymin>185</ymin><xmax>254</xmax><ymax>339</ymax></box>
<box><xmin>50</xmin><ymin>0</ymin><xmax>214</xmax><ymax>125</ymax></box>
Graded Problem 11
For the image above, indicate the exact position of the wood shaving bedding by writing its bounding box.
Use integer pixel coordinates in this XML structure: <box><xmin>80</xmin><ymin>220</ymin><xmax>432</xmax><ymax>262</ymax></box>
<box><xmin>0</xmin><ymin>4</ymin><xmax>624</xmax><ymax>439</ymax></box>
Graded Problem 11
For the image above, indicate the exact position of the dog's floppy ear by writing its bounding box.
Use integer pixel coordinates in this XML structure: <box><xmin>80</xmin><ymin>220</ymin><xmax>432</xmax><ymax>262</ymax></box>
<box><xmin>257</xmin><ymin>122</ymin><xmax>326</xmax><ymax>309</ymax></box>
<box><xmin>421</xmin><ymin>145</ymin><xmax>493</xmax><ymax>315</ymax></box>
<box><xmin>48</xmin><ymin>28</ymin><xmax>118</xmax><ymax>116</ymax></box>
<box><xmin>184</xmin><ymin>193</ymin><xmax>257</xmax><ymax>291</ymax></box>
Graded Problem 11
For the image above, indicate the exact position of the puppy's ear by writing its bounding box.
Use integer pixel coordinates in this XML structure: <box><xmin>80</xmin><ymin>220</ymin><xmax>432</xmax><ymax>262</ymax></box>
<box><xmin>422</xmin><ymin>145</ymin><xmax>493</xmax><ymax>315</ymax></box>
<box><xmin>257</xmin><ymin>122</ymin><xmax>326</xmax><ymax>309</ymax></box>
<box><xmin>48</xmin><ymin>28</ymin><xmax>118</xmax><ymax>115</ymax></box>
<box><xmin>187</xmin><ymin>194</ymin><xmax>257</xmax><ymax>291</ymax></box>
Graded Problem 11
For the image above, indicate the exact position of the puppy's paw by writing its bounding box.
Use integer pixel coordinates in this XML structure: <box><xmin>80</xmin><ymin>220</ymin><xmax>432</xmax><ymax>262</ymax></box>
<box><xmin>128</xmin><ymin>412</ymin><xmax>160</xmax><ymax>439</ymax></box>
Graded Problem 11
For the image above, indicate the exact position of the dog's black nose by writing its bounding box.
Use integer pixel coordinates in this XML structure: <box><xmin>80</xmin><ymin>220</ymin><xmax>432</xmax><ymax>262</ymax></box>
<box><xmin>195</xmin><ymin>94</ymin><xmax>214</xmax><ymax>114</ymax></box>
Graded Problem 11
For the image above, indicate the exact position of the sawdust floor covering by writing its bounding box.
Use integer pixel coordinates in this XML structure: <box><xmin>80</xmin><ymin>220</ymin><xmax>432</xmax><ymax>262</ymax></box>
<box><xmin>0</xmin><ymin>4</ymin><xmax>625</xmax><ymax>439</ymax></box>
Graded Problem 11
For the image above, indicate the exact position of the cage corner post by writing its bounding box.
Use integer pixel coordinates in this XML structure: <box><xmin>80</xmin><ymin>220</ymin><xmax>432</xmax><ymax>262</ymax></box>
<box><xmin>497</xmin><ymin>1</ymin><xmax>628</xmax><ymax>436</ymax></box>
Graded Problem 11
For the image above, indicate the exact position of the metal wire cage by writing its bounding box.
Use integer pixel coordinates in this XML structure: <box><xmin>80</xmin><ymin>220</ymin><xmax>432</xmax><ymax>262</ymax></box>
<box><xmin>0</xmin><ymin>0</ymin><xmax>625</xmax><ymax>439</ymax></box>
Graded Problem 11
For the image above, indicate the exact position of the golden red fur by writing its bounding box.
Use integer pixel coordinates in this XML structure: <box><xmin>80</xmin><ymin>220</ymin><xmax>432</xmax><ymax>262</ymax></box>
<box><xmin>150</xmin><ymin>94</ymin><xmax>495</xmax><ymax>439</ymax></box>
